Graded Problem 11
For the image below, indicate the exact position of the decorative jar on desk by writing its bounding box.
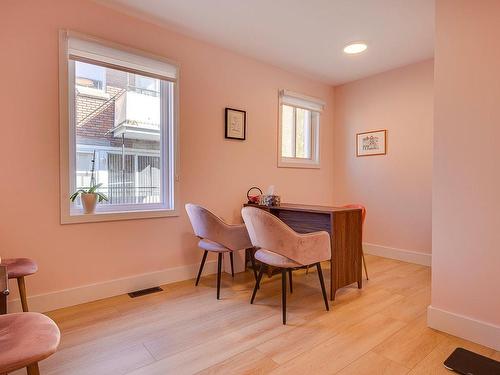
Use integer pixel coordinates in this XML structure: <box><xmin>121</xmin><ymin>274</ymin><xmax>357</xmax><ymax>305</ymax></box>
<box><xmin>260</xmin><ymin>194</ymin><xmax>280</xmax><ymax>207</ymax></box>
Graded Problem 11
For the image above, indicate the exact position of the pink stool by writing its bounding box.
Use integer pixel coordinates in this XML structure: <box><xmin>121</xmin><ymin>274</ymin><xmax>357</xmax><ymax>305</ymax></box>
<box><xmin>0</xmin><ymin>258</ymin><xmax>38</xmax><ymax>312</ymax></box>
<box><xmin>0</xmin><ymin>312</ymin><xmax>60</xmax><ymax>375</ymax></box>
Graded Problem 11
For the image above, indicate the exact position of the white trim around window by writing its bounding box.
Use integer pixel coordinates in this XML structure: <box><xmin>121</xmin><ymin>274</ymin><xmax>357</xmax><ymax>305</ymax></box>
<box><xmin>59</xmin><ymin>30</ymin><xmax>180</xmax><ymax>224</ymax></box>
<box><xmin>278</xmin><ymin>90</ymin><xmax>323</xmax><ymax>169</ymax></box>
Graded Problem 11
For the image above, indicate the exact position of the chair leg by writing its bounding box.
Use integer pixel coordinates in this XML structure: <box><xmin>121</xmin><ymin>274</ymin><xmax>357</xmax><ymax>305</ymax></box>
<box><xmin>195</xmin><ymin>251</ymin><xmax>208</xmax><ymax>286</ymax></box>
<box><xmin>17</xmin><ymin>276</ymin><xmax>29</xmax><ymax>312</ymax></box>
<box><xmin>250</xmin><ymin>264</ymin><xmax>264</xmax><ymax>304</ymax></box>
<box><xmin>316</xmin><ymin>263</ymin><xmax>329</xmax><ymax>311</ymax></box>
<box><xmin>362</xmin><ymin>251</ymin><xmax>369</xmax><ymax>280</ymax></box>
<box><xmin>27</xmin><ymin>363</ymin><xmax>40</xmax><ymax>375</ymax></box>
<box><xmin>281</xmin><ymin>269</ymin><xmax>287</xmax><ymax>325</ymax></box>
<box><xmin>305</xmin><ymin>265</ymin><xmax>310</xmax><ymax>275</ymax></box>
<box><xmin>288</xmin><ymin>269</ymin><xmax>293</xmax><ymax>293</ymax></box>
<box><xmin>229</xmin><ymin>252</ymin><xmax>234</xmax><ymax>278</ymax></box>
<box><xmin>249</xmin><ymin>249</ymin><xmax>258</xmax><ymax>285</ymax></box>
<box><xmin>216</xmin><ymin>253</ymin><xmax>222</xmax><ymax>300</ymax></box>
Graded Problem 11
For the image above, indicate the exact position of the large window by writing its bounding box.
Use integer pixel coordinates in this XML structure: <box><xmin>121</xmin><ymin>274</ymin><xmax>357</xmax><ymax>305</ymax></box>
<box><xmin>60</xmin><ymin>32</ymin><xmax>179</xmax><ymax>223</ymax></box>
<box><xmin>278</xmin><ymin>90</ymin><xmax>323</xmax><ymax>168</ymax></box>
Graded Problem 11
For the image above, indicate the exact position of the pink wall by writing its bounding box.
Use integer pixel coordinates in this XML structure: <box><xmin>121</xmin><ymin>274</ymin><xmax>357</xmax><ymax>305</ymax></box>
<box><xmin>333</xmin><ymin>61</ymin><xmax>434</xmax><ymax>254</ymax></box>
<box><xmin>0</xmin><ymin>0</ymin><xmax>334</xmax><ymax>301</ymax></box>
<box><xmin>432</xmin><ymin>0</ymin><xmax>500</xmax><ymax>326</ymax></box>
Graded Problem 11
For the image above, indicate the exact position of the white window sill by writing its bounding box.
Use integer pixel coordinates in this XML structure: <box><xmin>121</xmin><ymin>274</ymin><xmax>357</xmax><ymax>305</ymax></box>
<box><xmin>61</xmin><ymin>208</ymin><xmax>179</xmax><ymax>224</ymax></box>
<box><xmin>278</xmin><ymin>158</ymin><xmax>320</xmax><ymax>169</ymax></box>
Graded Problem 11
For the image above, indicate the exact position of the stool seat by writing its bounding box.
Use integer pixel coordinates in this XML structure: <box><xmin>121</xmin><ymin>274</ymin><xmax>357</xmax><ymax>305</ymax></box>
<box><xmin>0</xmin><ymin>312</ymin><xmax>60</xmax><ymax>374</ymax></box>
<box><xmin>1</xmin><ymin>258</ymin><xmax>38</xmax><ymax>279</ymax></box>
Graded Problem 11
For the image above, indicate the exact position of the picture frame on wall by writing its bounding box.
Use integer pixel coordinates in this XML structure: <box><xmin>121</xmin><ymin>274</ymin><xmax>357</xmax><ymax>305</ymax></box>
<box><xmin>356</xmin><ymin>129</ymin><xmax>387</xmax><ymax>157</ymax></box>
<box><xmin>225</xmin><ymin>108</ymin><xmax>246</xmax><ymax>140</ymax></box>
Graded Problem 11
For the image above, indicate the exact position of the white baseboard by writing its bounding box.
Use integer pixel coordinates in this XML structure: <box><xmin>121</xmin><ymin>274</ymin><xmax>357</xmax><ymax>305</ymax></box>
<box><xmin>428</xmin><ymin>305</ymin><xmax>500</xmax><ymax>351</ymax></box>
<box><xmin>363</xmin><ymin>242</ymin><xmax>431</xmax><ymax>266</ymax></box>
<box><xmin>7</xmin><ymin>260</ymin><xmax>217</xmax><ymax>313</ymax></box>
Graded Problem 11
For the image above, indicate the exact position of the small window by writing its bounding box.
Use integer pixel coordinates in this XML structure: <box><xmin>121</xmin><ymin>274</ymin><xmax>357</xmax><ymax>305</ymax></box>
<box><xmin>278</xmin><ymin>90</ymin><xmax>324</xmax><ymax>168</ymax></box>
<box><xmin>59</xmin><ymin>32</ymin><xmax>179</xmax><ymax>223</ymax></box>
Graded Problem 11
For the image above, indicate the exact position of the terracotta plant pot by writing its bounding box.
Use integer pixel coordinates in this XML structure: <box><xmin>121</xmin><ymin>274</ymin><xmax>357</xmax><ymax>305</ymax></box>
<box><xmin>81</xmin><ymin>193</ymin><xmax>98</xmax><ymax>214</ymax></box>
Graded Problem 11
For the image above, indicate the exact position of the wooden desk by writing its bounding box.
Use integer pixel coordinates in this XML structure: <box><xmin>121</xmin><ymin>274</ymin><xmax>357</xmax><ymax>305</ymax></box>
<box><xmin>244</xmin><ymin>203</ymin><xmax>363</xmax><ymax>300</ymax></box>
<box><xmin>0</xmin><ymin>265</ymin><xmax>8</xmax><ymax>314</ymax></box>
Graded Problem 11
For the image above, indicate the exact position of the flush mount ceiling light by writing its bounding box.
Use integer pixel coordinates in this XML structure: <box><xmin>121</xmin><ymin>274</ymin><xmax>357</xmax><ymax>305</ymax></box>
<box><xmin>343</xmin><ymin>42</ymin><xmax>368</xmax><ymax>54</ymax></box>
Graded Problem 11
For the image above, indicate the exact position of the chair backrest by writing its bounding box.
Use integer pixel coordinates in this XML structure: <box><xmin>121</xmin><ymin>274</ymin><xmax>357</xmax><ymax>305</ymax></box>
<box><xmin>241</xmin><ymin>206</ymin><xmax>330</xmax><ymax>265</ymax></box>
<box><xmin>185</xmin><ymin>203</ymin><xmax>225</xmax><ymax>240</ymax></box>
<box><xmin>185</xmin><ymin>203</ymin><xmax>251</xmax><ymax>251</ymax></box>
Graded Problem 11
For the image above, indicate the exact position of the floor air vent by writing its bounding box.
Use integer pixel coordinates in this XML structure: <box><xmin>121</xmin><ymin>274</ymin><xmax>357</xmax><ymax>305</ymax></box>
<box><xmin>128</xmin><ymin>286</ymin><xmax>163</xmax><ymax>298</ymax></box>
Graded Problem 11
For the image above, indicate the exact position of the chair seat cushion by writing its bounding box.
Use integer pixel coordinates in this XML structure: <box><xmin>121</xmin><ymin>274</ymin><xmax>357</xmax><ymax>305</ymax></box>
<box><xmin>0</xmin><ymin>312</ymin><xmax>60</xmax><ymax>373</ymax></box>
<box><xmin>1</xmin><ymin>258</ymin><xmax>38</xmax><ymax>279</ymax></box>
<box><xmin>198</xmin><ymin>239</ymin><xmax>230</xmax><ymax>253</ymax></box>
<box><xmin>254</xmin><ymin>249</ymin><xmax>301</xmax><ymax>268</ymax></box>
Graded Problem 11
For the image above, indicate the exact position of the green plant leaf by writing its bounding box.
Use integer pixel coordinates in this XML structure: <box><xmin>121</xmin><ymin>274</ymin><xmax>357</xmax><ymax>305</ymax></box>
<box><xmin>69</xmin><ymin>189</ymin><xmax>86</xmax><ymax>202</ymax></box>
<box><xmin>97</xmin><ymin>192</ymin><xmax>109</xmax><ymax>202</ymax></box>
<box><xmin>88</xmin><ymin>183</ymin><xmax>103</xmax><ymax>194</ymax></box>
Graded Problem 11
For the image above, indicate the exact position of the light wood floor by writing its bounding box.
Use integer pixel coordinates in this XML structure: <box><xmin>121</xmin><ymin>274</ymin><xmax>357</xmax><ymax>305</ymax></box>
<box><xmin>16</xmin><ymin>255</ymin><xmax>498</xmax><ymax>375</ymax></box>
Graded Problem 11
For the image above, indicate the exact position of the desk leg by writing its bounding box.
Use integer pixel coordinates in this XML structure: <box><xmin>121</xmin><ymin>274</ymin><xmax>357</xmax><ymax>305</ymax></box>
<box><xmin>330</xmin><ymin>258</ymin><xmax>336</xmax><ymax>301</ymax></box>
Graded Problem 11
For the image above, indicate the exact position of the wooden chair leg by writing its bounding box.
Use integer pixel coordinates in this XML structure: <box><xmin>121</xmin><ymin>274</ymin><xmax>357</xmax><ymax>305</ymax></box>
<box><xmin>250</xmin><ymin>264</ymin><xmax>264</xmax><ymax>304</ymax></box>
<box><xmin>362</xmin><ymin>251</ymin><xmax>369</xmax><ymax>280</ymax></box>
<box><xmin>17</xmin><ymin>276</ymin><xmax>29</xmax><ymax>312</ymax></box>
<box><xmin>195</xmin><ymin>251</ymin><xmax>208</xmax><ymax>286</ymax></box>
<box><xmin>281</xmin><ymin>269</ymin><xmax>287</xmax><ymax>324</ymax></box>
<box><xmin>305</xmin><ymin>265</ymin><xmax>310</xmax><ymax>275</ymax></box>
<box><xmin>288</xmin><ymin>269</ymin><xmax>293</xmax><ymax>293</ymax></box>
<box><xmin>229</xmin><ymin>252</ymin><xmax>234</xmax><ymax>278</ymax></box>
<box><xmin>216</xmin><ymin>253</ymin><xmax>222</xmax><ymax>300</ymax></box>
<box><xmin>316</xmin><ymin>263</ymin><xmax>329</xmax><ymax>311</ymax></box>
<box><xmin>27</xmin><ymin>363</ymin><xmax>40</xmax><ymax>375</ymax></box>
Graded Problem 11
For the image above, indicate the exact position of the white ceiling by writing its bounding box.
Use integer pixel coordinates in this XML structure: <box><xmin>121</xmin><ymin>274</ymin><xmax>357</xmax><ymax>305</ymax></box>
<box><xmin>105</xmin><ymin>0</ymin><xmax>435</xmax><ymax>85</ymax></box>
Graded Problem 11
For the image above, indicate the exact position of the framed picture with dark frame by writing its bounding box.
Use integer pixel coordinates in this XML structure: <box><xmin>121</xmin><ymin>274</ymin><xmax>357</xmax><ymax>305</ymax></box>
<box><xmin>356</xmin><ymin>129</ymin><xmax>387</xmax><ymax>157</ymax></box>
<box><xmin>225</xmin><ymin>108</ymin><xmax>246</xmax><ymax>140</ymax></box>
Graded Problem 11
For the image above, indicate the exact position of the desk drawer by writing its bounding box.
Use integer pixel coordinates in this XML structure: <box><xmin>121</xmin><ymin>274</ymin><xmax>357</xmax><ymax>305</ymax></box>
<box><xmin>275</xmin><ymin>210</ymin><xmax>331</xmax><ymax>234</ymax></box>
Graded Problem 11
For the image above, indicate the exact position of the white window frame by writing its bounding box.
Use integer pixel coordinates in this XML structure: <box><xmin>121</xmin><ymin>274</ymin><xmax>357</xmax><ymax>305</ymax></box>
<box><xmin>278</xmin><ymin>89</ymin><xmax>324</xmax><ymax>168</ymax></box>
<box><xmin>59</xmin><ymin>30</ymin><xmax>180</xmax><ymax>224</ymax></box>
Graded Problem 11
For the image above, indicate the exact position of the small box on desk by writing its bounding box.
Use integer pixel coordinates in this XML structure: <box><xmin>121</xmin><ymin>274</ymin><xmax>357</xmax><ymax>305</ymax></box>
<box><xmin>260</xmin><ymin>194</ymin><xmax>280</xmax><ymax>207</ymax></box>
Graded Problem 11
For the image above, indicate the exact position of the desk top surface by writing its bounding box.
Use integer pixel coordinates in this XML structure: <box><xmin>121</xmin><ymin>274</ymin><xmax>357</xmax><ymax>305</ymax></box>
<box><xmin>244</xmin><ymin>203</ymin><xmax>361</xmax><ymax>214</ymax></box>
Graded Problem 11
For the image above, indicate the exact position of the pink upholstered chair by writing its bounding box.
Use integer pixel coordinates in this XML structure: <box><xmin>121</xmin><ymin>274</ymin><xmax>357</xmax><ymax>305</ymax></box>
<box><xmin>241</xmin><ymin>206</ymin><xmax>330</xmax><ymax>324</ymax></box>
<box><xmin>0</xmin><ymin>312</ymin><xmax>60</xmax><ymax>375</ymax></box>
<box><xmin>341</xmin><ymin>204</ymin><xmax>368</xmax><ymax>280</ymax></box>
<box><xmin>185</xmin><ymin>203</ymin><xmax>254</xmax><ymax>299</ymax></box>
<box><xmin>0</xmin><ymin>257</ymin><xmax>38</xmax><ymax>312</ymax></box>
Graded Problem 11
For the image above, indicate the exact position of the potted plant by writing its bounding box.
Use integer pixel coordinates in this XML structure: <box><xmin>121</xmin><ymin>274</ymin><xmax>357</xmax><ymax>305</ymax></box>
<box><xmin>70</xmin><ymin>151</ymin><xmax>108</xmax><ymax>214</ymax></box>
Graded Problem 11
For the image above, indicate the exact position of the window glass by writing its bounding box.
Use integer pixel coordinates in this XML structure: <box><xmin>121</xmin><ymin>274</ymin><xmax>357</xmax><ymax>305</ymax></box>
<box><xmin>281</xmin><ymin>105</ymin><xmax>294</xmax><ymax>158</ymax></box>
<box><xmin>72</xmin><ymin>61</ymin><xmax>172</xmax><ymax>211</ymax></box>
<box><xmin>295</xmin><ymin>108</ymin><xmax>312</xmax><ymax>159</ymax></box>
<box><xmin>75</xmin><ymin>61</ymin><xmax>105</xmax><ymax>90</ymax></box>
<box><xmin>128</xmin><ymin>74</ymin><xmax>159</xmax><ymax>96</ymax></box>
